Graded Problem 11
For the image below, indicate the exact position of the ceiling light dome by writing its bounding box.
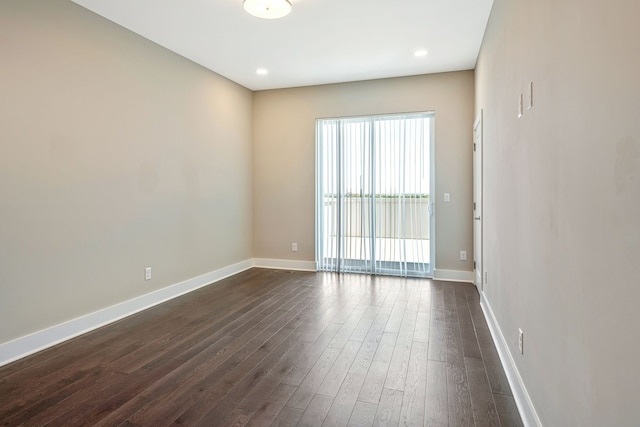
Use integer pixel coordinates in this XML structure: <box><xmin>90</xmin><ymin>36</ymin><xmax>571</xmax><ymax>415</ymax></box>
<box><xmin>243</xmin><ymin>0</ymin><xmax>292</xmax><ymax>19</ymax></box>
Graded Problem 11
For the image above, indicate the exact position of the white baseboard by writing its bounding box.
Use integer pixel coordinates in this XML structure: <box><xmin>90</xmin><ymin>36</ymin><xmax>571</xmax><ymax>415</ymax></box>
<box><xmin>480</xmin><ymin>291</ymin><xmax>542</xmax><ymax>427</ymax></box>
<box><xmin>253</xmin><ymin>258</ymin><xmax>317</xmax><ymax>272</ymax></box>
<box><xmin>433</xmin><ymin>269</ymin><xmax>475</xmax><ymax>283</ymax></box>
<box><xmin>0</xmin><ymin>259</ymin><xmax>253</xmax><ymax>368</ymax></box>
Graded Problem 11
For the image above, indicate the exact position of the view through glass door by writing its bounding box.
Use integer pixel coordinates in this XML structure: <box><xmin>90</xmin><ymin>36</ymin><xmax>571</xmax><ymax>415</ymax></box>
<box><xmin>315</xmin><ymin>112</ymin><xmax>434</xmax><ymax>277</ymax></box>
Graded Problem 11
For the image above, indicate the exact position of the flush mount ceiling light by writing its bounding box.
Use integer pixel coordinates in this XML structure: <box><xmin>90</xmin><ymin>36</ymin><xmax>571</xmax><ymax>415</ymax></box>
<box><xmin>243</xmin><ymin>0</ymin><xmax>292</xmax><ymax>19</ymax></box>
<box><xmin>414</xmin><ymin>50</ymin><xmax>428</xmax><ymax>57</ymax></box>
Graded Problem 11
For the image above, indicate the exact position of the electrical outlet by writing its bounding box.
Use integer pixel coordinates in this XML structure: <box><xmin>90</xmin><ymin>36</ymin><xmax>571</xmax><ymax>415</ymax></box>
<box><xmin>291</xmin><ymin>242</ymin><xmax>298</xmax><ymax>252</ymax></box>
<box><xmin>460</xmin><ymin>250</ymin><xmax>467</xmax><ymax>261</ymax></box>
<box><xmin>518</xmin><ymin>328</ymin><xmax>524</xmax><ymax>355</ymax></box>
<box><xmin>145</xmin><ymin>267</ymin><xmax>151</xmax><ymax>281</ymax></box>
<box><xmin>444</xmin><ymin>193</ymin><xmax>451</xmax><ymax>203</ymax></box>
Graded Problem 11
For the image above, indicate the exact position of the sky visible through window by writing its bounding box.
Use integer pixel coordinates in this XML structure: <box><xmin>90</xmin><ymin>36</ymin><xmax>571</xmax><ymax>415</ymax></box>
<box><xmin>320</xmin><ymin>114</ymin><xmax>431</xmax><ymax>198</ymax></box>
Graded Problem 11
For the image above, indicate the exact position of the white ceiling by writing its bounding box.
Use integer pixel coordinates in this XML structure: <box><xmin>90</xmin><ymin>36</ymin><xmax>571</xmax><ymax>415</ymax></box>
<box><xmin>71</xmin><ymin>0</ymin><xmax>494</xmax><ymax>91</ymax></box>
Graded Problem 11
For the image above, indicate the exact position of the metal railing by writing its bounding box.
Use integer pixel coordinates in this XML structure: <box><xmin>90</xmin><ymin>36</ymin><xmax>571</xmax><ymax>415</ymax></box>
<box><xmin>323</xmin><ymin>194</ymin><xmax>430</xmax><ymax>240</ymax></box>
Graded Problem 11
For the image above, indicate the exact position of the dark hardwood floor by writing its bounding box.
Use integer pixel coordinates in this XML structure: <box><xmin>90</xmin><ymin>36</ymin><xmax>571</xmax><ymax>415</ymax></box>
<box><xmin>0</xmin><ymin>268</ymin><xmax>523</xmax><ymax>426</ymax></box>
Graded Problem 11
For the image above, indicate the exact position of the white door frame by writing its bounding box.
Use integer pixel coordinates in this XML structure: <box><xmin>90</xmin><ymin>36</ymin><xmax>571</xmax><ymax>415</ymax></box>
<box><xmin>473</xmin><ymin>111</ymin><xmax>483</xmax><ymax>290</ymax></box>
<box><xmin>315</xmin><ymin>113</ymin><xmax>435</xmax><ymax>278</ymax></box>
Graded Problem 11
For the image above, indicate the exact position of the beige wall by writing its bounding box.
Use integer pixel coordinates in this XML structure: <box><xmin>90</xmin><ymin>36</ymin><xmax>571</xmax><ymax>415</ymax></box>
<box><xmin>253</xmin><ymin>72</ymin><xmax>475</xmax><ymax>271</ymax></box>
<box><xmin>476</xmin><ymin>0</ymin><xmax>640</xmax><ymax>425</ymax></box>
<box><xmin>0</xmin><ymin>0</ymin><xmax>253</xmax><ymax>344</ymax></box>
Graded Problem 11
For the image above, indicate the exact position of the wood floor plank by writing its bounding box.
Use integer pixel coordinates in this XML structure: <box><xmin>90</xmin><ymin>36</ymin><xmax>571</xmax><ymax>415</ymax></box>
<box><xmin>467</xmin><ymin>298</ymin><xmax>513</xmax><ymax>396</ymax></box>
<box><xmin>174</xmin><ymin>317</ymin><xmax>309</xmax><ymax>425</ymax></box>
<box><xmin>0</xmin><ymin>337</ymin><xmax>141</xmax><ymax>418</ymax></box>
<box><xmin>384</xmin><ymin>290</ymin><xmax>409</xmax><ymax>334</ymax></box>
<box><xmin>144</xmin><ymin>329</ymin><xmax>295</xmax><ymax>426</ymax></box>
<box><xmin>245</xmin><ymin>383</ymin><xmax>297</xmax><ymax>427</ymax></box>
<box><xmin>357</xmin><ymin>286</ymin><xmax>390</xmax><ymax>310</ymax></box>
<box><xmin>0</xmin><ymin>331</ymin><xmax>133</xmax><ymax>395</ymax></box>
<box><xmin>116</xmin><ymin>421</ymin><xmax>143</xmax><ymax>427</ymax></box>
<box><xmin>455</xmin><ymin>288</ymin><xmax>482</xmax><ymax>360</ymax></box>
<box><xmin>384</xmin><ymin>310</ymin><xmax>417</xmax><ymax>391</ymax></box>
<box><xmin>465</xmin><ymin>356</ymin><xmax>500</xmax><ymax>427</ymax></box>
<box><xmin>157</xmin><ymin>288</ymin><xmax>302</xmax><ymax>364</ymax></box>
<box><xmin>424</xmin><ymin>360</ymin><xmax>449</xmax><ymax>427</ymax></box>
<box><xmin>372</xmin><ymin>388</ymin><xmax>403</xmax><ymax>427</ymax></box>
<box><xmin>130</xmin><ymin>298</ymin><xmax>314</xmax><ymax>425</ymax></box>
<box><xmin>281</xmin><ymin>323</ymin><xmax>342</xmax><ymax>387</ymax></box>
<box><xmin>347</xmin><ymin>401</ymin><xmax>378</xmax><ymax>427</ymax></box>
<box><xmin>378</xmin><ymin>287</ymin><xmax>400</xmax><ymax>316</ymax></box>
<box><xmin>272</xmin><ymin>406</ymin><xmax>304</xmax><ymax>427</ymax></box>
<box><xmin>92</xmin><ymin>335</ymin><xmax>238</xmax><ymax>426</ymax></box>
<box><xmin>34</xmin><ymin>372</ymin><xmax>129</xmax><ymax>427</ymax></box>
<box><xmin>287</xmin><ymin>347</ymin><xmax>342</xmax><ymax>409</ymax></box>
<box><xmin>1</xmin><ymin>368</ymin><xmax>113</xmax><ymax>426</ymax></box>
<box><xmin>331</xmin><ymin>290</ymin><xmax>369</xmax><ymax>325</ymax></box>
<box><xmin>321</xmin><ymin>372</ymin><xmax>366</xmax><ymax>427</ymax></box>
<box><xmin>358</xmin><ymin>332</ymin><xmax>397</xmax><ymax>404</ymax></box>
<box><xmin>428</xmin><ymin>308</ymin><xmax>446</xmax><ymax>361</ymax></box>
<box><xmin>418</xmin><ymin>287</ymin><xmax>432</xmax><ymax>314</ymax></box>
<box><xmin>110</xmin><ymin>330</ymin><xmax>182</xmax><ymax>374</ymax></box>
<box><xmin>413</xmin><ymin>311</ymin><xmax>430</xmax><ymax>343</ymax></box>
<box><xmin>46</xmin><ymin>354</ymin><xmax>181</xmax><ymax>427</ymax></box>
<box><xmin>295</xmin><ymin>304</ymin><xmax>345</xmax><ymax>343</ymax></box>
<box><xmin>398</xmin><ymin>341</ymin><xmax>428</xmax><ymax>426</ymax></box>
<box><xmin>296</xmin><ymin>394</ymin><xmax>334</xmax><ymax>426</ymax></box>
<box><xmin>197</xmin><ymin>337</ymin><xmax>312</xmax><ymax>425</ymax></box>
<box><xmin>444</xmin><ymin>288</ymin><xmax>474</xmax><ymax>426</ymax></box>
<box><xmin>350</xmin><ymin>305</ymin><xmax>381</xmax><ymax>342</ymax></box>
<box><xmin>0</xmin><ymin>271</ymin><xmax>514</xmax><ymax>427</ymax></box>
<box><xmin>225</xmin><ymin>285</ymin><xmax>312</xmax><ymax>338</ymax></box>
<box><xmin>237</xmin><ymin>339</ymin><xmax>313</xmax><ymax>413</ymax></box>
<box><xmin>349</xmin><ymin>312</ymin><xmax>389</xmax><ymax>375</ymax></box>
<box><xmin>493</xmin><ymin>393</ymin><xmax>524</xmax><ymax>427</ymax></box>
<box><xmin>315</xmin><ymin>340</ymin><xmax>361</xmax><ymax>397</ymax></box>
<box><xmin>221</xmin><ymin>408</ymin><xmax>255</xmax><ymax>426</ymax></box>
<box><xmin>405</xmin><ymin>283</ymin><xmax>422</xmax><ymax>314</ymax></box>
<box><xmin>329</xmin><ymin>309</ymin><xmax>367</xmax><ymax>349</ymax></box>
<box><xmin>431</xmin><ymin>282</ymin><xmax>445</xmax><ymax>310</ymax></box>
<box><xmin>166</xmin><ymin>273</ymin><xmax>313</xmax><ymax>365</ymax></box>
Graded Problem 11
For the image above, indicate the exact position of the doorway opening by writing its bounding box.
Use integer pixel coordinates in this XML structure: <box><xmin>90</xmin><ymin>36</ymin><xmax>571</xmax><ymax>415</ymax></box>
<box><xmin>315</xmin><ymin>112</ymin><xmax>435</xmax><ymax>278</ymax></box>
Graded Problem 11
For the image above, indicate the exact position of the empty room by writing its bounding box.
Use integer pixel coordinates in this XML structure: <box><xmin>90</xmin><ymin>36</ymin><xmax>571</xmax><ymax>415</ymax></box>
<box><xmin>1</xmin><ymin>0</ymin><xmax>638</xmax><ymax>426</ymax></box>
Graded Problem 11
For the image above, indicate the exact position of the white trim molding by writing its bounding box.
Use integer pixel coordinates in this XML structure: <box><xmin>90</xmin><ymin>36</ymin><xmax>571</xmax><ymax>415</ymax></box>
<box><xmin>433</xmin><ymin>269</ymin><xmax>474</xmax><ymax>283</ymax></box>
<box><xmin>0</xmin><ymin>259</ymin><xmax>253</xmax><ymax>368</ymax></box>
<box><xmin>480</xmin><ymin>291</ymin><xmax>543</xmax><ymax>427</ymax></box>
<box><xmin>253</xmin><ymin>258</ymin><xmax>317</xmax><ymax>272</ymax></box>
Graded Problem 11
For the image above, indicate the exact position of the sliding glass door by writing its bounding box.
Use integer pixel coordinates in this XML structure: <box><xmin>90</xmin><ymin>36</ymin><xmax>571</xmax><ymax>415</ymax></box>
<box><xmin>315</xmin><ymin>112</ymin><xmax>434</xmax><ymax>278</ymax></box>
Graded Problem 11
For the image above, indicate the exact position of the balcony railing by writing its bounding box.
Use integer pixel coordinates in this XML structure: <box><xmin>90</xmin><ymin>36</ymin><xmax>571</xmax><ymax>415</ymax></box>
<box><xmin>322</xmin><ymin>194</ymin><xmax>430</xmax><ymax>240</ymax></box>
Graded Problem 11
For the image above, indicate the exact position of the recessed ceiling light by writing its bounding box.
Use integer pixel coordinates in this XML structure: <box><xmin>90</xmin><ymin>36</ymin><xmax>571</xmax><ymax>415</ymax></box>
<box><xmin>243</xmin><ymin>0</ymin><xmax>292</xmax><ymax>20</ymax></box>
<box><xmin>414</xmin><ymin>50</ymin><xmax>428</xmax><ymax>57</ymax></box>
<box><xmin>256</xmin><ymin>68</ymin><xmax>269</xmax><ymax>75</ymax></box>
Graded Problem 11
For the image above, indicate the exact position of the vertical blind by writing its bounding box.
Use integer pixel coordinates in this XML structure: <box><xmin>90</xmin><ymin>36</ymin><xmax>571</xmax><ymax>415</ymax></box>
<box><xmin>315</xmin><ymin>112</ymin><xmax>433</xmax><ymax>278</ymax></box>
